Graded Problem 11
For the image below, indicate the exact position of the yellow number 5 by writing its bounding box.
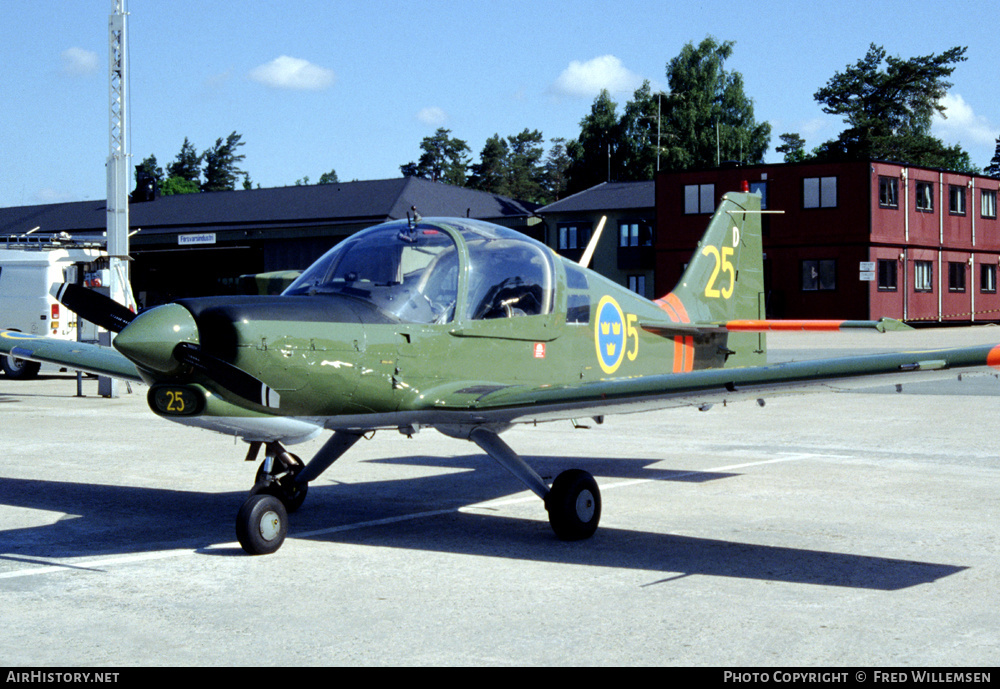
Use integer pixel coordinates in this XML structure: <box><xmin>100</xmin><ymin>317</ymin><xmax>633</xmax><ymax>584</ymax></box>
<box><xmin>626</xmin><ymin>314</ymin><xmax>639</xmax><ymax>361</ymax></box>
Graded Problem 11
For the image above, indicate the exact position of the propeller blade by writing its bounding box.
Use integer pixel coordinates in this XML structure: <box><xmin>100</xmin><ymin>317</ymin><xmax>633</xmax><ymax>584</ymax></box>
<box><xmin>174</xmin><ymin>342</ymin><xmax>280</xmax><ymax>409</ymax></box>
<box><xmin>55</xmin><ymin>284</ymin><xmax>136</xmax><ymax>333</ymax></box>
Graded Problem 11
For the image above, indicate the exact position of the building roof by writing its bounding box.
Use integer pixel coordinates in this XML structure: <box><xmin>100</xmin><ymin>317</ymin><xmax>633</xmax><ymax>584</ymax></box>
<box><xmin>536</xmin><ymin>181</ymin><xmax>655</xmax><ymax>214</ymax></box>
<box><xmin>0</xmin><ymin>177</ymin><xmax>539</xmax><ymax>239</ymax></box>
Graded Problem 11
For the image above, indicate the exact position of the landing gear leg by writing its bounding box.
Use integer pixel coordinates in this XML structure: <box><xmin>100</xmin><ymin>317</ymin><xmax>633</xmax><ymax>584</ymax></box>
<box><xmin>250</xmin><ymin>442</ymin><xmax>308</xmax><ymax>512</ymax></box>
<box><xmin>469</xmin><ymin>427</ymin><xmax>601</xmax><ymax>541</ymax></box>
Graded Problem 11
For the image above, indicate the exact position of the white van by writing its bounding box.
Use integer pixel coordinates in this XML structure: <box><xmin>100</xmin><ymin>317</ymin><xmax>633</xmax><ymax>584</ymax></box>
<box><xmin>0</xmin><ymin>242</ymin><xmax>106</xmax><ymax>378</ymax></box>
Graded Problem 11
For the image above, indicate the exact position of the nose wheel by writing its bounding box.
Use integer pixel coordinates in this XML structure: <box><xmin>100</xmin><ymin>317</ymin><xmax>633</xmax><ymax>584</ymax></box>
<box><xmin>236</xmin><ymin>443</ymin><xmax>304</xmax><ymax>555</ymax></box>
<box><xmin>235</xmin><ymin>493</ymin><xmax>288</xmax><ymax>555</ymax></box>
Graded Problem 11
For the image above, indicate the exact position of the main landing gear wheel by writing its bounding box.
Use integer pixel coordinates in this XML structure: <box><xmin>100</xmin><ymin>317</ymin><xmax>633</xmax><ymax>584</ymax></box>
<box><xmin>236</xmin><ymin>493</ymin><xmax>288</xmax><ymax>555</ymax></box>
<box><xmin>2</xmin><ymin>355</ymin><xmax>41</xmax><ymax>380</ymax></box>
<box><xmin>545</xmin><ymin>469</ymin><xmax>601</xmax><ymax>541</ymax></box>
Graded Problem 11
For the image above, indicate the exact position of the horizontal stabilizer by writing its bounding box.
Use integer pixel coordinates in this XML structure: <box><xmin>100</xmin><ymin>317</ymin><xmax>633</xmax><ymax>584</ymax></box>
<box><xmin>725</xmin><ymin>318</ymin><xmax>911</xmax><ymax>333</ymax></box>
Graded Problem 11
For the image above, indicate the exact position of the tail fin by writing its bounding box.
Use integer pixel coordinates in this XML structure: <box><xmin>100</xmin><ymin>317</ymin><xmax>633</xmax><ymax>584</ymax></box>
<box><xmin>657</xmin><ymin>191</ymin><xmax>766</xmax><ymax>366</ymax></box>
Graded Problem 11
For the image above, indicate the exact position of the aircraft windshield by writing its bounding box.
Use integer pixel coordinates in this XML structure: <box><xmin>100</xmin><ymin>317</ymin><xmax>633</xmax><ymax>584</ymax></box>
<box><xmin>284</xmin><ymin>219</ymin><xmax>554</xmax><ymax>324</ymax></box>
<box><xmin>284</xmin><ymin>224</ymin><xmax>459</xmax><ymax>324</ymax></box>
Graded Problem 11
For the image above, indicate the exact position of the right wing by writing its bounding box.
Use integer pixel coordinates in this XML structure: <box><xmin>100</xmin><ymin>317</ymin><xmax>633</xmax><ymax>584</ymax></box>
<box><xmin>0</xmin><ymin>331</ymin><xmax>143</xmax><ymax>382</ymax></box>
<box><xmin>399</xmin><ymin>341</ymin><xmax>1000</xmax><ymax>427</ymax></box>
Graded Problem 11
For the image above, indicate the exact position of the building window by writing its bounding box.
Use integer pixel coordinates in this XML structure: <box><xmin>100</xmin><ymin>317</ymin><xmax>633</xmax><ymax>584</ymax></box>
<box><xmin>982</xmin><ymin>189</ymin><xmax>997</xmax><ymax>219</ymax></box>
<box><xmin>803</xmin><ymin>176</ymin><xmax>837</xmax><ymax>208</ymax></box>
<box><xmin>916</xmin><ymin>182</ymin><xmax>934</xmax><ymax>212</ymax></box>
<box><xmin>877</xmin><ymin>259</ymin><xmax>897</xmax><ymax>291</ymax></box>
<box><xmin>948</xmin><ymin>262</ymin><xmax>966</xmax><ymax>292</ymax></box>
<box><xmin>557</xmin><ymin>223</ymin><xmax>589</xmax><ymax>250</ymax></box>
<box><xmin>627</xmin><ymin>275</ymin><xmax>646</xmax><ymax>297</ymax></box>
<box><xmin>684</xmin><ymin>184</ymin><xmax>715</xmax><ymax>214</ymax></box>
<box><xmin>914</xmin><ymin>260</ymin><xmax>933</xmax><ymax>292</ymax></box>
<box><xmin>879</xmin><ymin>177</ymin><xmax>898</xmax><ymax>208</ymax></box>
<box><xmin>618</xmin><ymin>221</ymin><xmax>651</xmax><ymax>247</ymax></box>
<box><xmin>949</xmin><ymin>185</ymin><xmax>966</xmax><ymax>216</ymax></box>
<box><xmin>980</xmin><ymin>264</ymin><xmax>996</xmax><ymax>294</ymax></box>
<box><xmin>749</xmin><ymin>181</ymin><xmax>768</xmax><ymax>209</ymax></box>
<box><xmin>619</xmin><ymin>222</ymin><xmax>638</xmax><ymax>247</ymax></box>
<box><xmin>802</xmin><ymin>259</ymin><xmax>836</xmax><ymax>291</ymax></box>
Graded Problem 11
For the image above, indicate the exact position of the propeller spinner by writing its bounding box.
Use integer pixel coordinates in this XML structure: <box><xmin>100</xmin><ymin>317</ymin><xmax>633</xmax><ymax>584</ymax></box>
<box><xmin>56</xmin><ymin>285</ymin><xmax>279</xmax><ymax>409</ymax></box>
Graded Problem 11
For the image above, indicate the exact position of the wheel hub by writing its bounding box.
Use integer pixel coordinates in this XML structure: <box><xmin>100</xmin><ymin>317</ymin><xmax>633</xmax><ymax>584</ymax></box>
<box><xmin>258</xmin><ymin>510</ymin><xmax>282</xmax><ymax>541</ymax></box>
<box><xmin>575</xmin><ymin>490</ymin><xmax>595</xmax><ymax>522</ymax></box>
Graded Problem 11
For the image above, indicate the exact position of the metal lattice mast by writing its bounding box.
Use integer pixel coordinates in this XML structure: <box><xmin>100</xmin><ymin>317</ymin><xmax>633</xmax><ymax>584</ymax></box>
<box><xmin>104</xmin><ymin>0</ymin><xmax>130</xmax><ymax>396</ymax></box>
<box><xmin>107</xmin><ymin>0</ymin><xmax>129</xmax><ymax>267</ymax></box>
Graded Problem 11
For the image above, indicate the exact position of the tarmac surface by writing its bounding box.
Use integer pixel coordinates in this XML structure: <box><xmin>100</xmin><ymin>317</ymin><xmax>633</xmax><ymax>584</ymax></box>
<box><xmin>1</xmin><ymin>325</ymin><xmax>998</xmax><ymax>666</ymax></box>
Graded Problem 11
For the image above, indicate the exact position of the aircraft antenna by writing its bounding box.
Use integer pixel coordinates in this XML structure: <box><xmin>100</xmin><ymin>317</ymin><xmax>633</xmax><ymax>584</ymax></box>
<box><xmin>578</xmin><ymin>215</ymin><xmax>607</xmax><ymax>269</ymax></box>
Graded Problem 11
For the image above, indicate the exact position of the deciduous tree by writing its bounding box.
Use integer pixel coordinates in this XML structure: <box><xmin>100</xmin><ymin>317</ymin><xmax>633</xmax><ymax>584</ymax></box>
<box><xmin>658</xmin><ymin>37</ymin><xmax>771</xmax><ymax>170</ymax></box>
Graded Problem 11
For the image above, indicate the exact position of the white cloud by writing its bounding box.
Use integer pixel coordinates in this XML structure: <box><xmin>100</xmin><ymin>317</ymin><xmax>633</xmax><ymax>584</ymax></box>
<box><xmin>249</xmin><ymin>56</ymin><xmax>335</xmax><ymax>91</ymax></box>
<box><xmin>932</xmin><ymin>93</ymin><xmax>999</xmax><ymax>147</ymax></box>
<box><xmin>34</xmin><ymin>187</ymin><xmax>79</xmax><ymax>204</ymax></box>
<box><xmin>549</xmin><ymin>55</ymin><xmax>644</xmax><ymax>98</ymax></box>
<box><xmin>61</xmin><ymin>47</ymin><xmax>99</xmax><ymax>77</ymax></box>
<box><xmin>416</xmin><ymin>107</ymin><xmax>447</xmax><ymax>127</ymax></box>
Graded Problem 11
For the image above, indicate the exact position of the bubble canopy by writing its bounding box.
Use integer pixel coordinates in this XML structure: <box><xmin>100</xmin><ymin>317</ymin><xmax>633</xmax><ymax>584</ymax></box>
<box><xmin>283</xmin><ymin>218</ymin><xmax>555</xmax><ymax>324</ymax></box>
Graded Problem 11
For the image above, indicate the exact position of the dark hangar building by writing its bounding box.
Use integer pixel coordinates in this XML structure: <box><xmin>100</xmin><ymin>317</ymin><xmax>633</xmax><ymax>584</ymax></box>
<box><xmin>0</xmin><ymin>177</ymin><xmax>540</xmax><ymax>308</ymax></box>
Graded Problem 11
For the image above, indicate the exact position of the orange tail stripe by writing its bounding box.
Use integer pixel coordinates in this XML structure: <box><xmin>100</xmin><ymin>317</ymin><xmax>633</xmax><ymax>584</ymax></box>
<box><xmin>657</xmin><ymin>298</ymin><xmax>681</xmax><ymax>323</ymax></box>
<box><xmin>665</xmin><ymin>293</ymin><xmax>690</xmax><ymax>323</ymax></box>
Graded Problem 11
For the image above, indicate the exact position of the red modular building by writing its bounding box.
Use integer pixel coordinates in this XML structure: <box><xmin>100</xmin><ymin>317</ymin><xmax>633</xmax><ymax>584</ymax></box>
<box><xmin>655</xmin><ymin>161</ymin><xmax>1000</xmax><ymax>322</ymax></box>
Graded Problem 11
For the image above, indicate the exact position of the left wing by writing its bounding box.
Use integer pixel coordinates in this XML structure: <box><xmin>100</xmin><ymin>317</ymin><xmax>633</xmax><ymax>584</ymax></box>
<box><xmin>403</xmin><ymin>342</ymin><xmax>1000</xmax><ymax>426</ymax></box>
<box><xmin>0</xmin><ymin>331</ymin><xmax>142</xmax><ymax>382</ymax></box>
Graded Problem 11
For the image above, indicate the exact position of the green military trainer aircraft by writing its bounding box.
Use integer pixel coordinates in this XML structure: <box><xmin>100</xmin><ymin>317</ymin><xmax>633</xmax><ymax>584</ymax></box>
<box><xmin>4</xmin><ymin>191</ymin><xmax>1000</xmax><ymax>555</ymax></box>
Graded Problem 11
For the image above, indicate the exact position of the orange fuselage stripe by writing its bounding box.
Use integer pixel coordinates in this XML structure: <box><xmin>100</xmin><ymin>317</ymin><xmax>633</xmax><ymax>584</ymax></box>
<box><xmin>672</xmin><ymin>335</ymin><xmax>695</xmax><ymax>373</ymax></box>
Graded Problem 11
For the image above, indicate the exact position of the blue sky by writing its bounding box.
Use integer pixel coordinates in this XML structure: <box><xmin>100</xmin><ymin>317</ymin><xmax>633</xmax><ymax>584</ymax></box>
<box><xmin>3</xmin><ymin>0</ymin><xmax>997</xmax><ymax>208</ymax></box>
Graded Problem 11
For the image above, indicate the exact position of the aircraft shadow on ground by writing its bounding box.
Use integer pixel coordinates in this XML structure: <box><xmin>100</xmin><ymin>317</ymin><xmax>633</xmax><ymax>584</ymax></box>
<box><xmin>0</xmin><ymin>453</ymin><xmax>965</xmax><ymax>590</ymax></box>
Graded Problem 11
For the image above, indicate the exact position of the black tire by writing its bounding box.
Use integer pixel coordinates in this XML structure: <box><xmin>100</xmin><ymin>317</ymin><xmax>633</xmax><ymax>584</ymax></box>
<box><xmin>545</xmin><ymin>469</ymin><xmax>601</xmax><ymax>541</ymax></box>
<box><xmin>2</xmin><ymin>355</ymin><xmax>41</xmax><ymax>380</ymax></box>
<box><xmin>235</xmin><ymin>493</ymin><xmax>288</xmax><ymax>555</ymax></box>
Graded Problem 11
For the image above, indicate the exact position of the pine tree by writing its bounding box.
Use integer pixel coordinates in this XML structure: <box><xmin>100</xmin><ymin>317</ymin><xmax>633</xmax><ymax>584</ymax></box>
<box><xmin>813</xmin><ymin>44</ymin><xmax>970</xmax><ymax>167</ymax></box>
<box><xmin>202</xmin><ymin>131</ymin><xmax>247</xmax><ymax>192</ymax></box>
<box><xmin>985</xmin><ymin>137</ymin><xmax>1000</xmax><ymax>178</ymax></box>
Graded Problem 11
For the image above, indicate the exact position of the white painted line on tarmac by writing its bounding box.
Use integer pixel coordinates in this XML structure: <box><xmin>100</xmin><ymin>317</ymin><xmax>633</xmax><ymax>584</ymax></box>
<box><xmin>0</xmin><ymin>453</ymin><xmax>838</xmax><ymax>579</ymax></box>
<box><xmin>0</xmin><ymin>549</ymin><xmax>194</xmax><ymax>579</ymax></box>
<box><xmin>460</xmin><ymin>452</ymin><xmax>836</xmax><ymax>511</ymax></box>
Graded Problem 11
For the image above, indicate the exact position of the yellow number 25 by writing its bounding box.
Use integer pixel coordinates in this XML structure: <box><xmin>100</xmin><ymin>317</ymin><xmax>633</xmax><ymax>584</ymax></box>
<box><xmin>701</xmin><ymin>245</ymin><xmax>735</xmax><ymax>299</ymax></box>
